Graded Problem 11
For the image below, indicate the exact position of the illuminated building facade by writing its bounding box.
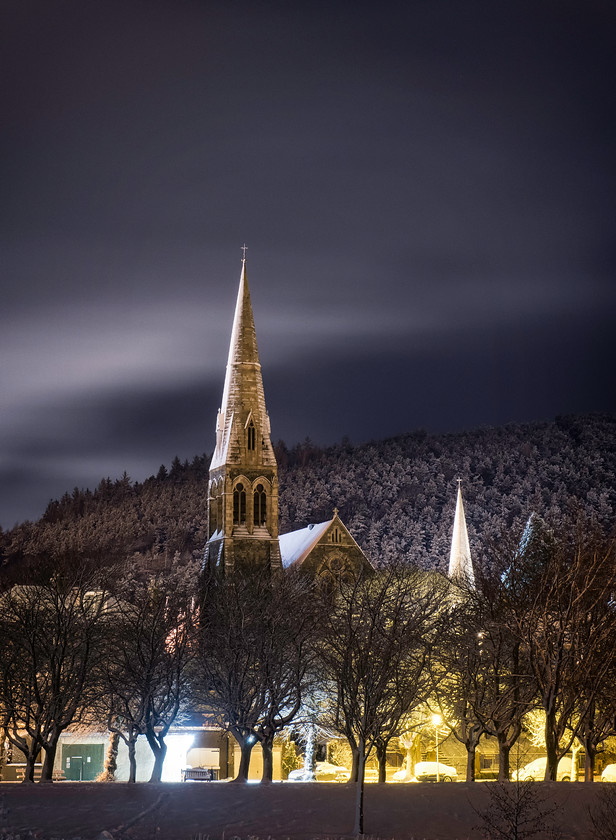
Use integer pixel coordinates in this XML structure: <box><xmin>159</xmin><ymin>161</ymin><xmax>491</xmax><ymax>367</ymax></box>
<box><xmin>202</xmin><ymin>255</ymin><xmax>372</xmax><ymax>580</ymax></box>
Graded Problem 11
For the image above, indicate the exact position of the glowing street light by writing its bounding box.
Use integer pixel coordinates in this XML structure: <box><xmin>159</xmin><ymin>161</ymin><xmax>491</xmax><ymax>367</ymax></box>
<box><xmin>431</xmin><ymin>714</ymin><xmax>442</xmax><ymax>782</ymax></box>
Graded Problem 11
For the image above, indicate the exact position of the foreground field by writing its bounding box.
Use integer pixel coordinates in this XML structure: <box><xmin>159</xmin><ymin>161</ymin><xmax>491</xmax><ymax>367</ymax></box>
<box><xmin>0</xmin><ymin>780</ymin><xmax>607</xmax><ymax>840</ymax></box>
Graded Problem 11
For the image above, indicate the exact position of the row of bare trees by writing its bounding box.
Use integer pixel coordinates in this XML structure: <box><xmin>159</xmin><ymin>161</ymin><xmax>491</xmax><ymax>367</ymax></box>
<box><xmin>0</xmin><ymin>562</ymin><xmax>195</xmax><ymax>783</ymax></box>
<box><xmin>432</xmin><ymin>516</ymin><xmax>616</xmax><ymax>783</ymax></box>
<box><xmin>1</xmin><ymin>516</ymin><xmax>615</xmax><ymax>800</ymax></box>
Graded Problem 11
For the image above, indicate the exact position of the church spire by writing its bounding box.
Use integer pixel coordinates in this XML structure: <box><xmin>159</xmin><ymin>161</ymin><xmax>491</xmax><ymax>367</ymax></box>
<box><xmin>204</xmin><ymin>252</ymin><xmax>281</xmax><ymax>575</ymax></box>
<box><xmin>448</xmin><ymin>480</ymin><xmax>475</xmax><ymax>587</ymax></box>
<box><xmin>211</xmin><ymin>257</ymin><xmax>273</xmax><ymax>471</ymax></box>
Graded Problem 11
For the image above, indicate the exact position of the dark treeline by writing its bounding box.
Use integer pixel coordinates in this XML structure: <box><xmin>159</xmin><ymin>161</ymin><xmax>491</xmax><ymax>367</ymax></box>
<box><xmin>1</xmin><ymin>413</ymin><xmax>615</xmax><ymax>579</ymax></box>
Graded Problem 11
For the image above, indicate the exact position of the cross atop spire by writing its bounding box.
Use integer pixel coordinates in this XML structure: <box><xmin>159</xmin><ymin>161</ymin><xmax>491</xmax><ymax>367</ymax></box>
<box><xmin>241</xmin><ymin>243</ymin><xmax>248</xmax><ymax>262</ymax></box>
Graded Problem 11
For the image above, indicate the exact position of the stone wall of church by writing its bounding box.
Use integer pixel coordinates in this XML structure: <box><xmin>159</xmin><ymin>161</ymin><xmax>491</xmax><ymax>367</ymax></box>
<box><xmin>299</xmin><ymin>541</ymin><xmax>372</xmax><ymax>579</ymax></box>
<box><xmin>226</xmin><ymin>537</ymin><xmax>281</xmax><ymax>574</ymax></box>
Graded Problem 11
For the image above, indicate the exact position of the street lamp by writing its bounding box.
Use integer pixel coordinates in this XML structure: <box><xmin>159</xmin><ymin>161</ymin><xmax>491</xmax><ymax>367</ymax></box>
<box><xmin>431</xmin><ymin>714</ymin><xmax>442</xmax><ymax>782</ymax></box>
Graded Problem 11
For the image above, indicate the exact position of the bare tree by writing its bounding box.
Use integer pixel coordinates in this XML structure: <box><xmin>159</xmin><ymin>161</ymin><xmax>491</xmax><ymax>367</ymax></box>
<box><xmin>98</xmin><ymin>565</ymin><xmax>196</xmax><ymax>783</ymax></box>
<box><xmin>0</xmin><ymin>638</ymin><xmax>41</xmax><ymax>782</ymax></box>
<box><xmin>474</xmin><ymin>778</ymin><xmax>561</xmax><ymax>840</ymax></box>
<box><xmin>429</xmin><ymin>587</ymin><xmax>488</xmax><ymax>782</ymax></box>
<box><xmin>194</xmin><ymin>566</ymin><xmax>318</xmax><ymax>783</ymax></box>
<box><xmin>466</xmin><ymin>550</ymin><xmax>538</xmax><ymax>780</ymax></box>
<box><xmin>317</xmin><ymin>564</ymin><xmax>443</xmax><ymax>835</ymax></box>
<box><xmin>95</xmin><ymin>601</ymin><xmax>147</xmax><ymax>782</ymax></box>
<box><xmin>510</xmin><ymin>519</ymin><xmax>616</xmax><ymax>781</ymax></box>
<box><xmin>577</xmin><ymin>685</ymin><xmax>616</xmax><ymax>782</ymax></box>
<box><xmin>0</xmin><ymin>568</ymin><xmax>107</xmax><ymax>782</ymax></box>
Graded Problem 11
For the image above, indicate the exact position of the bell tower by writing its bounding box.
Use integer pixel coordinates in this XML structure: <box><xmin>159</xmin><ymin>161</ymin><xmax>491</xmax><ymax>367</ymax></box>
<box><xmin>203</xmin><ymin>253</ymin><xmax>281</xmax><ymax>574</ymax></box>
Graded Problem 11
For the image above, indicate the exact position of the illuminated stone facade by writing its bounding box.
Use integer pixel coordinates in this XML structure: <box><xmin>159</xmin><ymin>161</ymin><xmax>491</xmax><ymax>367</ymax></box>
<box><xmin>279</xmin><ymin>511</ymin><xmax>372</xmax><ymax>580</ymax></box>
<box><xmin>202</xmin><ymin>259</ymin><xmax>281</xmax><ymax>574</ymax></box>
<box><xmin>202</xmin><ymin>257</ymin><xmax>371</xmax><ymax>579</ymax></box>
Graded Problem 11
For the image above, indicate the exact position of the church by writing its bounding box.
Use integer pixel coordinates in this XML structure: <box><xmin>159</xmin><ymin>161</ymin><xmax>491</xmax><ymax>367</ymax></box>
<box><xmin>6</xmin><ymin>254</ymin><xmax>474</xmax><ymax>785</ymax></box>
<box><xmin>194</xmin><ymin>253</ymin><xmax>476</xmax><ymax>781</ymax></box>
<box><xmin>202</xmin><ymin>254</ymin><xmax>373</xmax><ymax>581</ymax></box>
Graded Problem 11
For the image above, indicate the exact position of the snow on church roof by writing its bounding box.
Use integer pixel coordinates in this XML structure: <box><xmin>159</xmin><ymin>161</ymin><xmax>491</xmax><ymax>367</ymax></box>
<box><xmin>279</xmin><ymin>519</ymin><xmax>332</xmax><ymax>569</ymax></box>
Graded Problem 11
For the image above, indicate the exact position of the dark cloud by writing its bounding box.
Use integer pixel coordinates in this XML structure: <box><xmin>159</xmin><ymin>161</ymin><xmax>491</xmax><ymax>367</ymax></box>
<box><xmin>1</xmin><ymin>0</ymin><xmax>615</xmax><ymax>527</ymax></box>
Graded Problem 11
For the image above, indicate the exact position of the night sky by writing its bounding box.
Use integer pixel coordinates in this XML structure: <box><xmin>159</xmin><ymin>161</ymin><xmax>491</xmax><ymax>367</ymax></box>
<box><xmin>2</xmin><ymin>0</ymin><xmax>615</xmax><ymax>529</ymax></box>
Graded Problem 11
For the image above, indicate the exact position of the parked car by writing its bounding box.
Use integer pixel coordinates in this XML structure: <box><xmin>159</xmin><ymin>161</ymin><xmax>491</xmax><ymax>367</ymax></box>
<box><xmin>287</xmin><ymin>767</ymin><xmax>314</xmax><ymax>781</ymax></box>
<box><xmin>511</xmin><ymin>757</ymin><xmax>573</xmax><ymax>782</ymax></box>
<box><xmin>314</xmin><ymin>761</ymin><xmax>351</xmax><ymax>782</ymax></box>
<box><xmin>601</xmin><ymin>764</ymin><xmax>616</xmax><ymax>782</ymax></box>
<box><xmin>413</xmin><ymin>761</ymin><xmax>458</xmax><ymax>782</ymax></box>
<box><xmin>392</xmin><ymin>767</ymin><xmax>416</xmax><ymax>782</ymax></box>
<box><xmin>287</xmin><ymin>761</ymin><xmax>350</xmax><ymax>782</ymax></box>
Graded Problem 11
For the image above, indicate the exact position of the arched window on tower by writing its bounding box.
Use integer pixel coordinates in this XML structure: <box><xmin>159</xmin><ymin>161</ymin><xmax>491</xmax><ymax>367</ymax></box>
<box><xmin>247</xmin><ymin>420</ymin><xmax>256</xmax><ymax>451</ymax></box>
<box><xmin>254</xmin><ymin>483</ymin><xmax>267</xmax><ymax>526</ymax></box>
<box><xmin>330</xmin><ymin>527</ymin><xmax>342</xmax><ymax>544</ymax></box>
<box><xmin>233</xmin><ymin>483</ymin><xmax>246</xmax><ymax>525</ymax></box>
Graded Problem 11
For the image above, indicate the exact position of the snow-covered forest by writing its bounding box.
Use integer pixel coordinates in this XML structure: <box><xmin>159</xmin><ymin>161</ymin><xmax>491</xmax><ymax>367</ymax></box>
<box><xmin>1</xmin><ymin>413</ymin><xmax>615</xmax><ymax>796</ymax></box>
<box><xmin>1</xmin><ymin>413</ymin><xmax>614</xmax><ymax>578</ymax></box>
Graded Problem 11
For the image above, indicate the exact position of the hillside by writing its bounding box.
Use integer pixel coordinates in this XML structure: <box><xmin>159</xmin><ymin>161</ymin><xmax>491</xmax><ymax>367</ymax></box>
<box><xmin>1</xmin><ymin>413</ymin><xmax>615</xmax><ymax>578</ymax></box>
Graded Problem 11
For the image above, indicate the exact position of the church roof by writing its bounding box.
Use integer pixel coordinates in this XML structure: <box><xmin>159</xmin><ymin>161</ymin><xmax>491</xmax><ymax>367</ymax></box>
<box><xmin>279</xmin><ymin>519</ymin><xmax>332</xmax><ymax>568</ymax></box>
<box><xmin>448</xmin><ymin>482</ymin><xmax>475</xmax><ymax>587</ymax></box>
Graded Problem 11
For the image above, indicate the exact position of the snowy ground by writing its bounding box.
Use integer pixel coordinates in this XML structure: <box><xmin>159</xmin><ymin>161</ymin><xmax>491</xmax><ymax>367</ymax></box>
<box><xmin>0</xmin><ymin>780</ymin><xmax>607</xmax><ymax>840</ymax></box>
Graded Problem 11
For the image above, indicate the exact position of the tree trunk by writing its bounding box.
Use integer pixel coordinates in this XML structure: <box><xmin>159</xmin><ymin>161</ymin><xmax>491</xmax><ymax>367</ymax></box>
<box><xmin>399</xmin><ymin>731</ymin><xmax>417</xmax><ymax>779</ymax></box>
<box><xmin>569</xmin><ymin>743</ymin><xmax>580</xmax><ymax>782</ymax></box>
<box><xmin>580</xmin><ymin>702</ymin><xmax>596</xmax><ymax>783</ymax></box>
<box><xmin>497</xmin><ymin>733</ymin><xmax>510</xmax><ymax>781</ymax></box>
<box><xmin>375</xmin><ymin>739</ymin><xmax>387</xmax><ymax>783</ymax></box>
<box><xmin>99</xmin><ymin>731</ymin><xmax>120</xmax><ymax>781</ymax></box>
<box><xmin>40</xmin><ymin>735</ymin><xmax>60</xmax><ymax>782</ymax></box>
<box><xmin>18</xmin><ymin>739</ymin><xmax>39</xmax><ymax>783</ymax></box>
<box><xmin>583</xmin><ymin>738</ymin><xmax>596</xmax><ymax>782</ymax></box>
<box><xmin>466</xmin><ymin>745</ymin><xmax>476</xmax><ymax>782</ymax></box>
<box><xmin>544</xmin><ymin>711</ymin><xmax>558</xmax><ymax>781</ymax></box>
<box><xmin>353</xmin><ymin>739</ymin><xmax>366</xmax><ymax>836</ymax></box>
<box><xmin>303</xmin><ymin>723</ymin><xmax>316</xmax><ymax>773</ymax></box>
<box><xmin>128</xmin><ymin>737</ymin><xmax>138</xmax><ymax>784</ymax></box>
<box><xmin>348</xmin><ymin>742</ymin><xmax>360</xmax><ymax>783</ymax></box>
<box><xmin>146</xmin><ymin>728</ymin><xmax>167</xmax><ymax>783</ymax></box>
<box><xmin>233</xmin><ymin>738</ymin><xmax>254</xmax><ymax>783</ymax></box>
<box><xmin>465</xmin><ymin>725</ymin><xmax>483</xmax><ymax>782</ymax></box>
<box><xmin>23</xmin><ymin>750</ymin><xmax>37</xmax><ymax>783</ymax></box>
<box><xmin>261</xmin><ymin>737</ymin><xmax>274</xmax><ymax>783</ymax></box>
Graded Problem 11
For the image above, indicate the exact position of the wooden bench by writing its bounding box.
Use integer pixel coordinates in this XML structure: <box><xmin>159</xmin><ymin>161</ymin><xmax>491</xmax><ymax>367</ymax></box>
<box><xmin>14</xmin><ymin>764</ymin><xmax>43</xmax><ymax>782</ymax></box>
<box><xmin>12</xmin><ymin>766</ymin><xmax>65</xmax><ymax>782</ymax></box>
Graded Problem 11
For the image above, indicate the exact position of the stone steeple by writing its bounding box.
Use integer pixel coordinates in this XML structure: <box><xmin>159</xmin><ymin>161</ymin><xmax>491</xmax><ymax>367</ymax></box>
<box><xmin>203</xmin><ymin>256</ymin><xmax>281</xmax><ymax>575</ymax></box>
<box><xmin>448</xmin><ymin>481</ymin><xmax>474</xmax><ymax>587</ymax></box>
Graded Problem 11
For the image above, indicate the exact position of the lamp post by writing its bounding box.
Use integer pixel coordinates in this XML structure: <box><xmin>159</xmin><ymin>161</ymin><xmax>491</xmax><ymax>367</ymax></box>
<box><xmin>432</xmin><ymin>714</ymin><xmax>442</xmax><ymax>782</ymax></box>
